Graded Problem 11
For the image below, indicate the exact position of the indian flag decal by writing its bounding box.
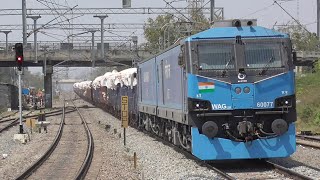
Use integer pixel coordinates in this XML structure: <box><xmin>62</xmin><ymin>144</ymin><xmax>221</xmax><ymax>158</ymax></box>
<box><xmin>198</xmin><ymin>82</ymin><xmax>215</xmax><ymax>93</ymax></box>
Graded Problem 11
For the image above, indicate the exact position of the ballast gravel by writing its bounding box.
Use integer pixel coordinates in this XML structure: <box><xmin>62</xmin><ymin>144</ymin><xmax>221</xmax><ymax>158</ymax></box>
<box><xmin>270</xmin><ymin>144</ymin><xmax>320</xmax><ymax>179</ymax></box>
<box><xmin>0</xmin><ymin>113</ymin><xmax>61</xmax><ymax>180</ymax></box>
<box><xmin>76</xmin><ymin>99</ymin><xmax>220</xmax><ymax>180</ymax></box>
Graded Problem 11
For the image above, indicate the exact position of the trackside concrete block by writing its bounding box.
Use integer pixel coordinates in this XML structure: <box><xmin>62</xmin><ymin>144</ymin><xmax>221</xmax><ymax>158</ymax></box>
<box><xmin>13</xmin><ymin>134</ymin><xmax>28</xmax><ymax>144</ymax></box>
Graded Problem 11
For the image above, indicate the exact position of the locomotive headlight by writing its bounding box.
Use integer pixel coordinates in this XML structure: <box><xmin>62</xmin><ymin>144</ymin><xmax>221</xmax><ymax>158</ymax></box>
<box><xmin>189</xmin><ymin>98</ymin><xmax>212</xmax><ymax>111</ymax></box>
<box><xmin>235</xmin><ymin>87</ymin><xmax>242</xmax><ymax>94</ymax></box>
<box><xmin>275</xmin><ymin>96</ymin><xmax>294</xmax><ymax>108</ymax></box>
<box><xmin>243</xmin><ymin>87</ymin><xmax>251</xmax><ymax>94</ymax></box>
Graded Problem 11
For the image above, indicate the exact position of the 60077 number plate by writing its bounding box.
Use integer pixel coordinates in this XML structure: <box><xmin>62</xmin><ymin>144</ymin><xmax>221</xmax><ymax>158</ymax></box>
<box><xmin>256</xmin><ymin>102</ymin><xmax>274</xmax><ymax>108</ymax></box>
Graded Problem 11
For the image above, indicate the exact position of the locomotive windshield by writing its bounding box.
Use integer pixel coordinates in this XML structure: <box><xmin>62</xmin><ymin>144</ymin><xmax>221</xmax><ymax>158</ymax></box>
<box><xmin>245</xmin><ymin>42</ymin><xmax>282</xmax><ymax>69</ymax></box>
<box><xmin>198</xmin><ymin>43</ymin><xmax>234</xmax><ymax>70</ymax></box>
<box><xmin>197</xmin><ymin>40</ymin><xmax>285</xmax><ymax>71</ymax></box>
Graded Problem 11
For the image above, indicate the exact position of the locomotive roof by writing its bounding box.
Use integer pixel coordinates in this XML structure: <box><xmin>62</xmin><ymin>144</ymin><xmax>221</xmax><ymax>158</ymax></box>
<box><xmin>187</xmin><ymin>26</ymin><xmax>289</xmax><ymax>41</ymax></box>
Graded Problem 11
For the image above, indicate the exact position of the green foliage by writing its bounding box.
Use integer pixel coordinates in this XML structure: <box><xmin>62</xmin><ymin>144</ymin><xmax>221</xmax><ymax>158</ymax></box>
<box><xmin>144</xmin><ymin>7</ymin><xmax>210</xmax><ymax>53</ymax></box>
<box><xmin>144</xmin><ymin>14</ymin><xmax>176</xmax><ymax>53</ymax></box>
<box><xmin>315</xmin><ymin>61</ymin><xmax>320</xmax><ymax>72</ymax></box>
<box><xmin>296</xmin><ymin>71</ymin><xmax>320</xmax><ymax>132</ymax></box>
<box><xmin>315</xmin><ymin>112</ymin><xmax>320</xmax><ymax>125</ymax></box>
<box><xmin>278</xmin><ymin>24</ymin><xmax>320</xmax><ymax>51</ymax></box>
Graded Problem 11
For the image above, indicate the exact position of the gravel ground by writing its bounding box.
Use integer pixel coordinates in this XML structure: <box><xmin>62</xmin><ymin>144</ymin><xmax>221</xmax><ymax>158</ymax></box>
<box><xmin>78</xmin><ymin>105</ymin><xmax>141</xmax><ymax>180</ymax></box>
<box><xmin>211</xmin><ymin>160</ymin><xmax>290</xmax><ymax>180</ymax></box>
<box><xmin>270</xmin><ymin>145</ymin><xmax>320</xmax><ymax>180</ymax></box>
<box><xmin>0</xmin><ymin>111</ymin><xmax>61</xmax><ymax>179</ymax></box>
<box><xmin>227</xmin><ymin>169</ymin><xmax>290</xmax><ymax>180</ymax></box>
<box><xmin>76</xmin><ymin>99</ymin><xmax>220</xmax><ymax>180</ymax></box>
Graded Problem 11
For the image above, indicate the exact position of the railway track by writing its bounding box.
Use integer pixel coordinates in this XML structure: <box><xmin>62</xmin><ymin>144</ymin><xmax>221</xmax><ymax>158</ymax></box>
<box><xmin>0</xmin><ymin>111</ymin><xmax>18</xmax><ymax>120</ymax></box>
<box><xmin>0</xmin><ymin>111</ymin><xmax>34</xmax><ymax>134</ymax></box>
<box><xmin>138</xmin><ymin>129</ymin><xmax>313</xmax><ymax>179</ymax></box>
<box><xmin>16</xmin><ymin>100</ymin><xmax>94</xmax><ymax>180</ymax></box>
<box><xmin>296</xmin><ymin>135</ymin><xmax>320</xmax><ymax>150</ymax></box>
<box><xmin>107</xmin><ymin>109</ymin><xmax>312</xmax><ymax>179</ymax></box>
<box><xmin>73</xmin><ymin>98</ymin><xmax>316</xmax><ymax>179</ymax></box>
<box><xmin>207</xmin><ymin>159</ymin><xmax>313</xmax><ymax>179</ymax></box>
<box><xmin>0</xmin><ymin>108</ymin><xmax>76</xmax><ymax>134</ymax></box>
<box><xmin>265</xmin><ymin>161</ymin><xmax>313</xmax><ymax>180</ymax></box>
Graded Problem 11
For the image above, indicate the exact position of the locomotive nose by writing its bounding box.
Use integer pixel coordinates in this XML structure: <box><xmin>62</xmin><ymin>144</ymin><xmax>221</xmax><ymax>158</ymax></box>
<box><xmin>271</xmin><ymin>119</ymin><xmax>288</xmax><ymax>135</ymax></box>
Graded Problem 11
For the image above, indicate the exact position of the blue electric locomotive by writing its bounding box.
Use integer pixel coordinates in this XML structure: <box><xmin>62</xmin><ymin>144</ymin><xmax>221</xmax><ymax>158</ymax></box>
<box><xmin>138</xmin><ymin>19</ymin><xmax>297</xmax><ymax>160</ymax></box>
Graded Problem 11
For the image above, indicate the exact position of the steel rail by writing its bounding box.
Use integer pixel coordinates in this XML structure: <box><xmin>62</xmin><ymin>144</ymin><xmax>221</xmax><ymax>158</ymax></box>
<box><xmin>71</xmin><ymin>100</ymin><xmax>94</xmax><ymax>180</ymax></box>
<box><xmin>296</xmin><ymin>135</ymin><xmax>320</xmax><ymax>149</ymax></box>
<box><xmin>15</xmin><ymin>102</ymin><xmax>66</xmax><ymax>180</ymax></box>
<box><xmin>0</xmin><ymin>111</ymin><xmax>34</xmax><ymax>133</ymax></box>
<box><xmin>0</xmin><ymin>108</ymin><xmax>75</xmax><ymax>133</ymax></box>
<box><xmin>0</xmin><ymin>111</ymin><xmax>18</xmax><ymax>120</ymax></box>
<box><xmin>296</xmin><ymin>135</ymin><xmax>320</xmax><ymax>142</ymax></box>
<box><xmin>137</xmin><ymin>129</ymin><xmax>235</xmax><ymax>180</ymax></box>
<box><xmin>296</xmin><ymin>141</ymin><xmax>320</xmax><ymax>150</ymax></box>
<box><xmin>77</xmin><ymin>97</ymin><xmax>234</xmax><ymax>179</ymax></box>
<box><xmin>0</xmin><ymin>107</ymin><xmax>73</xmax><ymax>123</ymax></box>
<box><xmin>266</xmin><ymin>161</ymin><xmax>313</xmax><ymax>180</ymax></box>
<box><xmin>76</xmin><ymin>96</ymin><xmax>312</xmax><ymax>180</ymax></box>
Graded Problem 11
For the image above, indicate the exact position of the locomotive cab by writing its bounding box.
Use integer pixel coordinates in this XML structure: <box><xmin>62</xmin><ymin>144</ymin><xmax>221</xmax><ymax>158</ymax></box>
<box><xmin>183</xmin><ymin>20</ymin><xmax>297</xmax><ymax>160</ymax></box>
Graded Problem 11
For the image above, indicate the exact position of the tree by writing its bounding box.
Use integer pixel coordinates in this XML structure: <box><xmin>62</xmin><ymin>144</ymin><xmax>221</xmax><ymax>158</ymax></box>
<box><xmin>144</xmin><ymin>6</ymin><xmax>210</xmax><ymax>53</ymax></box>
<box><xmin>144</xmin><ymin>14</ymin><xmax>176</xmax><ymax>53</ymax></box>
<box><xmin>278</xmin><ymin>23</ymin><xmax>320</xmax><ymax>51</ymax></box>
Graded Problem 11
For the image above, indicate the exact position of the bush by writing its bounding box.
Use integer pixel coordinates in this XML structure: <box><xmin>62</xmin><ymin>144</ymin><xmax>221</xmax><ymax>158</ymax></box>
<box><xmin>300</xmin><ymin>106</ymin><xmax>314</xmax><ymax>121</ymax></box>
<box><xmin>314</xmin><ymin>111</ymin><xmax>320</xmax><ymax>125</ymax></box>
<box><xmin>296</xmin><ymin>71</ymin><xmax>320</xmax><ymax>132</ymax></box>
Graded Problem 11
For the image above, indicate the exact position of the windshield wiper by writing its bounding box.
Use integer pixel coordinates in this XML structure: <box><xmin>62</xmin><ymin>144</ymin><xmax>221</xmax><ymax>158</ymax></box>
<box><xmin>259</xmin><ymin>56</ymin><xmax>275</xmax><ymax>75</ymax></box>
<box><xmin>222</xmin><ymin>57</ymin><xmax>234</xmax><ymax>77</ymax></box>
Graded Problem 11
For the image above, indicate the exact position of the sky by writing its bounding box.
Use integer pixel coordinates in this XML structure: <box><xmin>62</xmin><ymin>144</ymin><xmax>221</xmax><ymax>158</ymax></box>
<box><xmin>0</xmin><ymin>0</ymin><xmax>317</xmax><ymax>43</ymax></box>
<box><xmin>0</xmin><ymin>0</ymin><xmax>317</xmax><ymax>78</ymax></box>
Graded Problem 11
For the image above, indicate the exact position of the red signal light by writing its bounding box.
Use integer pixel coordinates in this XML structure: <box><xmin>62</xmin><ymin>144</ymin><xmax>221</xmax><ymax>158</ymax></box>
<box><xmin>17</xmin><ymin>56</ymin><xmax>23</xmax><ymax>62</ymax></box>
<box><xmin>15</xmin><ymin>43</ymin><xmax>24</xmax><ymax>71</ymax></box>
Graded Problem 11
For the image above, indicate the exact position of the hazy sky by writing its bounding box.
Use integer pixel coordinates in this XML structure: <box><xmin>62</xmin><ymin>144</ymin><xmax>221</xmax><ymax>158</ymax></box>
<box><xmin>0</xmin><ymin>0</ymin><xmax>317</xmax><ymax>43</ymax></box>
<box><xmin>0</xmin><ymin>0</ymin><xmax>316</xmax><ymax>78</ymax></box>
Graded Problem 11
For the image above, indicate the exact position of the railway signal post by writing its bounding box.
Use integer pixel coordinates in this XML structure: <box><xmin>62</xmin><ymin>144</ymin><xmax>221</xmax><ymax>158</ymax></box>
<box><xmin>121</xmin><ymin>96</ymin><xmax>129</xmax><ymax>146</ymax></box>
<box><xmin>13</xmin><ymin>43</ymin><xmax>28</xmax><ymax>143</ymax></box>
<box><xmin>15</xmin><ymin>43</ymin><xmax>24</xmax><ymax>134</ymax></box>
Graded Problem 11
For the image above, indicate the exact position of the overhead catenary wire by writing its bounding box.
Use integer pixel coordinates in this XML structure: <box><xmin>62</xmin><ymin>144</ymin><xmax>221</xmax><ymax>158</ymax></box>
<box><xmin>273</xmin><ymin>0</ymin><xmax>313</xmax><ymax>35</ymax></box>
<box><xmin>27</xmin><ymin>4</ymin><xmax>79</xmax><ymax>37</ymax></box>
<box><xmin>162</xmin><ymin>0</ymin><xmax>193</xmax><ymax>22</ymax></box>
<box><xmin>240</xmin><ymin>3</ymin><xmax>275</xmax><ymax>19</ymax></box>
<box><xmin>37</xmin><ymin>0</ymin><xmax>75</xmax><ymax>38</ymax></box>
<box><xmin>35</xmin><ymin>0</ymin><xmax>70</xmax><ymax>8</ymax></box>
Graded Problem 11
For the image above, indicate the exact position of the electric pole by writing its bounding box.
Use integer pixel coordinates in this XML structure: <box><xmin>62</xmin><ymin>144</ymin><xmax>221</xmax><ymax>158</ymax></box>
<box><xmin>22</xmin><ymin>0</ymin><xmax>27</xmax><ymax>46</ymax></box>
<box><xmin>318</xmin><ymin>0</ymin><xmax>320</xmax><ymax>39</ymax></box>
<box><xmin>94</xmin><ymin>15</ymin><xmax>108</xmax><ymax>60</ymax></box>
<box><xmin>1</xmin><ymin>31</ymin><xmax>12</xmax><ymax>55</ymax></box>
<box><xmin>27</xmin><ymin>15</ymin><xmax>41</xmax><ymax>63</ymax></box>
<box><xmin>89</xmin><ymin>30</ymin><xmax>97</xmax><ymax>67</ymax></box>
<box><xmin>210</xmin><ymin>0</ymin><xmax>215</xmax><ymax>23</ymax></box>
